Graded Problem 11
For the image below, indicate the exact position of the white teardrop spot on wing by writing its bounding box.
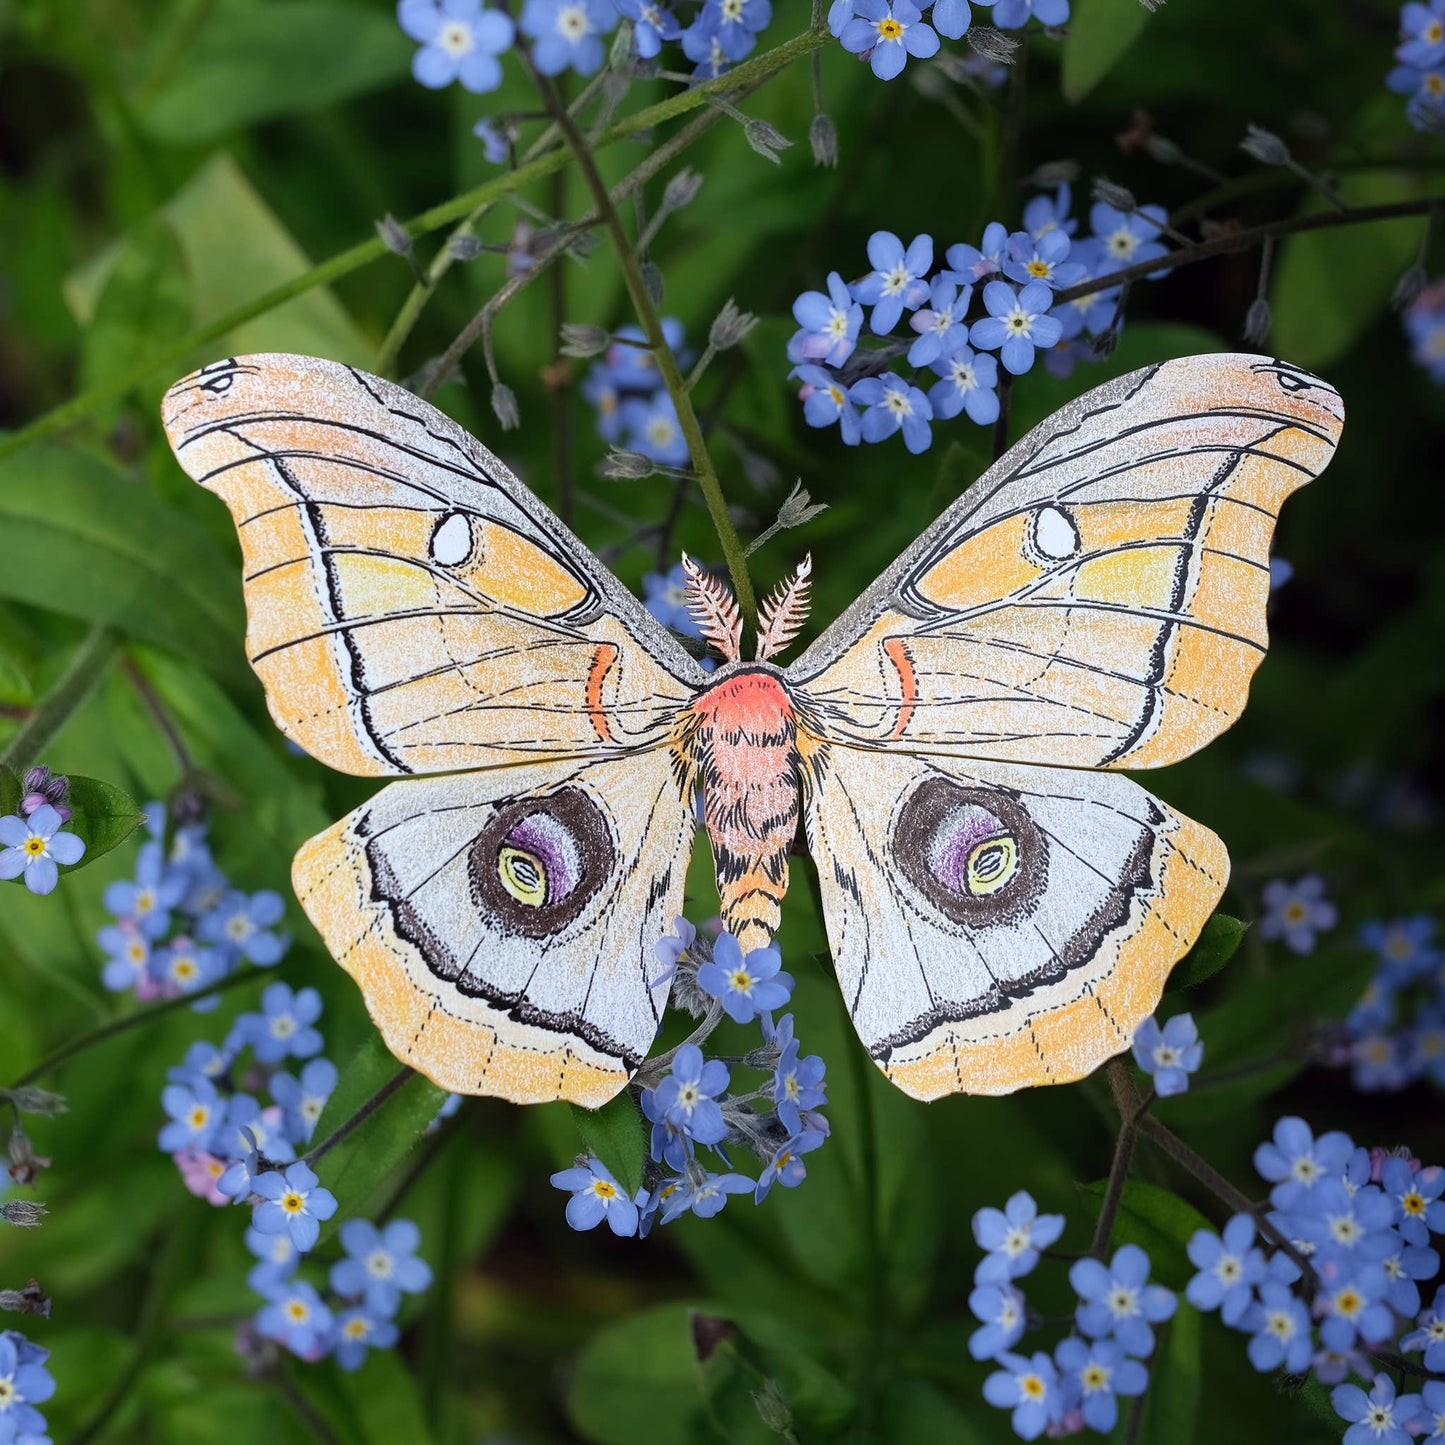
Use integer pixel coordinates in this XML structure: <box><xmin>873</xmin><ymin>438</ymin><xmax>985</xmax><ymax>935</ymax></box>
<box><xmin>430</xmin><ymin>511</ymin><xmax>473</xmax><ymax>566</ymax></box>
<box><xmin>1032</xmin><ymin>504</ymin><xmax>1080</xmax><ymax>561</ymax></box>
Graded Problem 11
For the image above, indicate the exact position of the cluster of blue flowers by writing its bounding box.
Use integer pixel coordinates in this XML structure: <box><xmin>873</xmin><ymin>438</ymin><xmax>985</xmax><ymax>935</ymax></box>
<box><xmin>1258</xmin><ymin>873</ymin><xmax>1339</xmax><ymax>957</ymax></box>
<box><xmin>551</xmin><ymin>918</ymin><xmax>830</xmax><ymax>1235</ymax></box>
<box><xmin>155</xmin><ymin>976</ymin><xmax>442</xmax><ymax>1370</ymax></box>
<box><xmin>828</xmin><ymin>0</ymin><xmax>1067</xmax><ymax>84</ymax></box>
<box><xmin>1406</xmin><ymin>279</ymin><xmax>1445</xmax><ymax>384</ymax></box>
<box><xmin>399</xmin><ymin>0</ymin><xmax>774</xmax><ymax>96</ymax></box>
<box><xmin>967</xmin><ymin>1192</ymin><xmax>1176</xmax><ymax>1437</ymax></box>
<box><xmin>1387</xmin><ymin>0</ymin><xmax>1445</xmax><ymax>132</ymax></box>
<box><xmin>95</xmin><ymin>803</ymin><xmax>287</xmax><ymax>1004</ymax></box>
<box><xmin>1330</xmin><ymin>914</ymin><xmax>1445</xmax><ymax>1094</ymax></box>
<box><xmin>0</xmin><ymin>767</ymin><xmax>85</xmax><ymax>897</ymax></box>
<box><xmin>1182</xmin><ymin>1117</ymin><xmax>1445</xmax><ymax>1441</ymax></box>
<box><xmin>581</xmin><ymin>321</ymin><xmax>690</xmax><ymax>466</ymax></box>
<box><xmin>0</xmin><ymin>1329</ymin><xmax>54</xmax><ymax>1443</ymax></box>
<box><xmin>787</xmin><ymin>183</ymin><xmax>1168</xmax><ymax>453</ymax></box>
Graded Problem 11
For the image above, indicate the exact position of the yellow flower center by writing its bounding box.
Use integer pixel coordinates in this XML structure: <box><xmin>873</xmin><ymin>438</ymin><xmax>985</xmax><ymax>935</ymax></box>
<box><xmin>729</xmin><ymin>968</ymin><xmax>754</xmax><ymax>992</ymax></box>
<box><xmin>344</xmin><ymin>1316</ymin><xmax>371</xmax><ymax>1339</ymax></box>
<box><xmin>0</xmin><ymin>1379</ymin><xmax>15</xmax><ymax>1404</ymax></box>
<box><xmin>188</xmin><ymin>1106</ymin><xmax>210</xmax><ymax>1129</ymax></box>
<box><xmin>592</xmin><ymin>1179</ymin><xmax>618</xmax><ymax>1200</ymax></box>
<box><xmin>285</xmin><ymin>1299</ymin><xmax>309</xmax><ymax>1323</ymax></box>
<box><xmin>1334</xmin><ymin>1287</ymin><xmax>1362</xmax><ymax>1318</ymax></box>
<box><xmin>877</xmin><ymin>16</ymin><xmax>903</xmax><ymax>38</ymax></box>
<box><xmin>1427</xmin><ymin>71</ymin><xmax>1445</xmax><ymax>95</ymax></box>
<box><xmin>23</xmin><ymin>836</ymin><xmax>45</xmax><ymax>857</ymax></box>
<box><xmin>1404</xmin><ymin>1191</ymin><xmax>1426</xmax><ymax>1215</ymax></box>
<box><xmin>281</xmin><ymin>1191</ymin><xmax>306</xmax><ymax>1215</ymax></box>
<box><xmin>1026</xmin><ymin>260</ymin><xmax>1051</xmax><ymax>277</ymax></box>
<box><xmin>1082</xmin><ymin>1363</ymin><xmax>1109</xmax><ymax>1391</ymax></box>
<box><xmin>1020</xmin><ymin>1373</ymin><xmax>1045</xmax><ymax>1400</ymax></box>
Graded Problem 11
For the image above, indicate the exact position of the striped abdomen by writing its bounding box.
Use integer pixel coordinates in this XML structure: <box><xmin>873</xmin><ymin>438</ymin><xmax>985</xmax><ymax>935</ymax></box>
<box><xmin>687</xmin><ymin>668</ymin><xmax>800</xmax><ymax>953</ymax></box>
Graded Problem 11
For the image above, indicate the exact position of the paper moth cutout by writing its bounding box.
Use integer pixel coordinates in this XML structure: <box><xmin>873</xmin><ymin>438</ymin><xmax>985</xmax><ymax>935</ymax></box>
<box><xmin>160</xmin><ymin>352</ymin><xmax>1343</xmax><ymax>1106</ymax></box>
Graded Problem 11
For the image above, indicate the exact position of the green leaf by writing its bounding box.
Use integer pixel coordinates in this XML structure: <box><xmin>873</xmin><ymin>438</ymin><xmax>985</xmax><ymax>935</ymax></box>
<box><xmin>312</xmin><ymin>1034</ymin><xmax>447</xmax><ymax>1230</ymax></box>
<box><xmin>335</xmin><ymin>1347</ymin><xmax>438</xmax><ymax>1445</ymax></box>
<box><xmin>568</xmin><ymin>1302</ymin><xmax>720</xmax><ymax>1445</ymax></box>
<box><xmin>0</xmin><ymin>447</ymin><xmax>247</xmax><ymax>685</ymax></box>
<box><xmin>880</xmin><ymin>1380</ymin><xmax>989</xmax><ymax>1444</ymax></box>
<box><xmin>59</xmin><ymin>773</ymin><xmax>145</xmax><ymax>865</ymax></box>
<box><xmin>1270</xmin><ymin>169</ymin><xmax>1433</xmax><ymax>368</ymax></box>
<box><xmin>65</xmin><ymin>153</ymin><xmax>373</xmax><ymax>366</ymax></box>
<box><xmin>1062</xmin><ymin>0</ymin><xmax>1156</xmax><ymax>101</ymax></box>
<box><xmin>137</xmin><ymin>0</ymin><xmax>412</xmax><ymax>146</ymax></box>
<box><xmin>1076</xmin><ymin>1178</ymin><xmax>1213</xmax><ymax>1288</ymax></box>
<box><xmin>80</xmin><ymin>216</ymin><xmax>191</xmax><ymax>402</ymax></box>
<box><xmin>1128</xmin><ymin>1303</ymin><xmax>1202</xmax><ymax>1445</ymax></box>
<box><xmin>569</xmin><ymin>1091</ymin><xmax>646</xmax><ymax>1198</ymax></box>
<box><xmin>1170</xmin><ymin>913</ymin><xmax>1248</xmax><ymax>989</ymax></box>
<box><xmin>0</xmin><ymin>764</ymin><xmax>19</xmax><ymax>815</ymax></box>
<box><xmin>694</xmin><ymin>1316</ymin><xmax>787</xmax><ymax>1445</ymax></box>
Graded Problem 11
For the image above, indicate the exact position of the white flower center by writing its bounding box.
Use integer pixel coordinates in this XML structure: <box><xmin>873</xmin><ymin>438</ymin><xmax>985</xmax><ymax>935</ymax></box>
<box><xmin>556</xmin><ymin>4</ymin><xmax>590</xmax><ymax>39</ymax></box>
<box><xmin>438</xmin><ymin>19</ymin><xmax>474</xmax><ymax>54</ymax></box>
<box><xmin>1267</xmin><ymin>1309</ymin><xmax>1295</xmax><ymax>1340</ymax></box>
<box><xmin>722</xmin><ymin>0</ymin><xmax>744</xmax><ymax>17</ymax></box>
<box><xmin>301</xmin><ymin>1097</ymin><xmax>325</xmax><ymax>1123</ymax></box>
<box><xmin>1081</xmin><ymin>1361</ymin><xmax>1110</xmax><ymax>1392</ymax></box>
<box><xmin>1215</xmin><ymin>1254</ymin><xmax>1241</xmax><ymax>1283</ymax></box>
<box><xmin>226</xmin><ymin>914</ymin><xmax>253</xmax><ymax>941</ymax></box>
<box><xmin>1328</xmin><ymin>1213</ymin><xmax>1362</xmax><ymax>1245</ymax></box>
<box><xmin>930</xmin><ymin>306</ymin><xmax>954</xmax><ymax>334</ymax></box>
<box><xmin>1290</xmin><ymin>1155</ymin><xmax>1321</xmax><ymax>1184</ymax></box>
<box><xmin>883</xmin><ymin>388</ymin><xmax>913</xmax><ymax>418</ymax></box>
<box><xmin>950</xmin><ymin>360</ymin><xmax>977</xmax><ymax>389</ymax></box>
<box><xmin>1106</xmin><ymin>228</ymin><xmax>1138</xmax><ymax>259</ymax></box>
<box><xmin>1005</xmin><ymin>307</ymin><xmax>1033</xmax><ymax>335</ymax></box>
<box><xmin>1153</xmin><ymin>1044</ymin><xmax>1180</xmax><ymax>1068</ymax></box>
<box><xmin>826</xmin><ymin>308</ymin><xmax>851</xmax><ymax>339</ymax></box>
<box><xmin>1002</xmin><ymin>1226</ymin><xmax>1030</xmax><ymax>1257</ymax></box>
<box><xmin>678</xmin><ymin>1082</ymin><xmax>701</xmax><ymax>1109</ymax></box>
<box><xmin>270</xmin><ymin>1013</ymin><xmax>297</xmax><ymax>1039</ymax></box>
<box><xmin>367</xmin><ymin>1249</ymin><xmax>395</xmax><ymax>1279</ymax></box>
<box><xmin>1107</xmin><ymin>1285</ymin><xmax>1139</xmax><ymax>1318</ymax></box>
<box><xmin>881</xmin><ymin>263</ymin><xmax>912</xmax><ymax>297</ymax></box>
<box><xmin>646</xmin><ymin>416</ymin><xmax>678</xmax><ymax>448</ymax></box>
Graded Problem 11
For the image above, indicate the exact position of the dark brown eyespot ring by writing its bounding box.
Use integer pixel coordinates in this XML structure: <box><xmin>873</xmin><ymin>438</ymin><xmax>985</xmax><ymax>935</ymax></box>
<box><xmin>469</xmin><ymin>787</ymin><xmax>616</xmax><ymax>938</ymax></box>
<box><xmin>892</xmin><ymin>778</ymin><xmax>1047</xmax><ymax>927</ymax></box>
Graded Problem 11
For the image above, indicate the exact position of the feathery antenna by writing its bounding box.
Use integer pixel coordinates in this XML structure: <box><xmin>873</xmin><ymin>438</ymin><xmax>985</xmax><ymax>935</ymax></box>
<box><xmin>680</xmin><ymin>553</ymin><xmax>742</xmax><ymax>663</ymax></box>
<box><xmin>755</xmin><ymin>554</ymin><xmax>813</xmax><ymax>662</ymax></box>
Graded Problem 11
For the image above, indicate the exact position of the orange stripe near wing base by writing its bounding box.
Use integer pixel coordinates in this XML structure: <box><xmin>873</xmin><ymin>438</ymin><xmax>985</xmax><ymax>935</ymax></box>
<box><xmin>292</xmin><ymin>821</ymin><xmax>630</xmax><ymax>1107</ymax></box>
<box><xmin>883</xmin><ymin>636</ymin><xmax>917</xmax><ymax>740</ymax></box>
<box><xmin>880</xmin><ymin>812</ymin><xmax>1229</xmax><ymax>1101</ymax></box>
<box><xmin>585</xmin><ymin>643</ymin><xmax>619</xmax><ymax>745</ymax></box>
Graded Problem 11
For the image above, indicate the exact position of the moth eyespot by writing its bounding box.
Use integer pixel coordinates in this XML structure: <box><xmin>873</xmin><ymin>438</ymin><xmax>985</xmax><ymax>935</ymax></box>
<box><xmin>471</xmin><ymin>788</ymin><xmax>614</xmax><ymax>937</ymax></box>
<box><xmin>430</xmin><ymin>511</ymin><xmax>475</xmax><ymax>567</ymax></box>
<box><xmin>497</xmin><ymin>845</ymin><xmax>548</xmax><ymax>907</ymax></box>
<box><xmin>893</xmin><ymin>778</ymin><xmax>1046</xmax><ymax>925</ymax></box>
<box><xmin>965</xmin><ymin>836</ymin><xmax>1018</xmax><ymax>895</ymax></box>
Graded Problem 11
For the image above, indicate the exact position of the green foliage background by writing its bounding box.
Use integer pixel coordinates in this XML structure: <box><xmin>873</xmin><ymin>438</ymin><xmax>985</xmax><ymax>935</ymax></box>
<box><xmin>0</xmin><ymin>0</ymin><xmax>1442</xmax><ymax>1440</ymax></box>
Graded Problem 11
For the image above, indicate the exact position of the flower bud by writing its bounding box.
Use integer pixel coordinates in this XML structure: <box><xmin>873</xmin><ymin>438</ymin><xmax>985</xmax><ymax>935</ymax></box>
<box><xmin>559</xmin><ymin>324</ymin><xmax>611</xmax><ymax>358</ymax></box>
<box><xmin>0</xmin><ymin>1280</ymin><xmax>50</xmax><ymax>1317</ymax></box>
<box><xmin>1240</xmin><ymin>124</ymin><xmax>1291</xmax><ymax>167</ymax></box>
<box><xmin>447</xmin><ymin>233</ymin><xmax>484</xmax><ymax>262</ymax></box>
<box><xmin>967</xmin><ymin>25</ymin><xmax>1019</xmax><ymax>62</ymax></box>
<box><xmin>0</xmin><ymin>1200</ymin><xmax>47</xmax><ymax>1227</ymax></box>
<box><xmin>662</xmin><ymin>167</ymin><xmax>705</xmax><ymax>212</ymax></box>
<box><xmin>708</xmin><ymin>298</ymin><xmax>758</xmax><ymax>352</ymax></box>
<box><xmin>752</xmin><ymin>1379</ymin><xmax>794</xmax><ymax>1436</ymax></box>
<box><xmin>641</xmin><ymin>260</ymin><xmax>665</xmax><ymax>306</ymax></box>
<box><xmin>744</xmin><ymin>119</ymin><xmax>793</xmax><ymax>165</ymax></box>
<box><xmin>1092</xmin><ymin>177</ymin><xmax>1137</xmax><ymax>213</ymax></box>
<box><xmin>600</xmin><ymin>449</ymin><xmax>658</xmax><ymax>480</ymax></box>
<box><xmin>1026</xmin><ymin>159</ymin><xmax>1079</xmax><ymax>188</ymax></box>
<box><xmin>1242</xmin><ymin>297</ymin><xmax>1272</xmax><ymax>345</ymax></box>
<box><xmin>7</xmin><ymin>1129</ymin><xmax>50</xmax><ymax>1187</ymax></box>
<box><xmin>490</xmin><ymin>383</ymin><xmax>520</xmax><ymax>431</ymax></box>
<box><xmin>777</xmin><ymin>479</ymin><xmax>828</xmax><ymax>530</ymax></box>
<box><xmin>0</xmin><ymin>1087</ymin><xmax>67</xmax><ymax>1117</ymax></box>
<box><xmin>375</xmin><ymin>213</ymin><xmax>413</xmax><ymax>257</ymax></box>
<box><xmin>809</xmin><ymin>112</ymin><xmax>839</xmax><ymax>167</ymax></box>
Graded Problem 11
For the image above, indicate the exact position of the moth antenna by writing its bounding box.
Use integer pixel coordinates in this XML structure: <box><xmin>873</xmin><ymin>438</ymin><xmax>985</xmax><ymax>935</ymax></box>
<box><xmin>680</xmin><ymin>553</ymin><xmax>742</xmax><ymax>663</ymax></box>
<box><xmin>755</xmin><ymin>554</ymin><xmax>813</xmax><ymax>662</ymax></box>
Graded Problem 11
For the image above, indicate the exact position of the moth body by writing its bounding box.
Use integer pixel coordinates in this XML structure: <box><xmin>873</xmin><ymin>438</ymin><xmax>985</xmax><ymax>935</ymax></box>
<box><xmin>684</xmin><ymin>665</ymin><xmax>800</xmax><ymax>952</ymax></box>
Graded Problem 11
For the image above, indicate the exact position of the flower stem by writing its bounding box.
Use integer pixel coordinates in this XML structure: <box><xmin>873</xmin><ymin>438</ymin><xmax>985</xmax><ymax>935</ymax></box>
<box><xmin>304</xmin><ymin>1066</ymin><xmax>413</xmax><ymax>1167</ymax></box>
<box><xmin>527</xmin><ymin>60</ymin><xmax>759</xmax><ymax>631</ymax></box>
<box><xmin>1053</xmin><ymin>194</ymin><xmax>1445</xmax><ymax>308</ymax></box>
<box><xmin>1089</xmin><ymin>1058</ymin><xmax>1141</xmax><ymax>1258</ymax></box>
<box><xmin>0</xmin><ymin>625</ymin><xmax>119</xmax><ymax>774</ymax></box>
<box><xmin>0</xmin><ymin>22</ymin><xmax>828</xmax><ymax>467</ymax></box>
<box><xmin>9</xmin><ymin>965</ymin><xmax>263</xmax><ymax>1090</ymax></box>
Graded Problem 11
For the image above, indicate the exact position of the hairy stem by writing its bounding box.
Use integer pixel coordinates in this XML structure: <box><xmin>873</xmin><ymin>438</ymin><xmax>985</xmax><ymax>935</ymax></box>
<box><xmin>1053</xmin><ymin>194</ymin><xmax>1445</xmax><ymax>308</ymax></box>
<box><xmin>9</xmin><ymin>966</ymin><xmax>263</xmax><ymax>1090</ymax></box>
<box><xmin>527</xmin><ymin>60</ymin><xmax>759</xmax><ymax>631</ymax></box>
<box><xmin>1089</xmin><ymin>1059</ymin><xmax>1141</xmax><ymax>1258</ymax></box>
<box><xmin>0</xmin><ymin>22</ymin><xmax>828</xmax><ymax>466</ymax></box>
<box><xmin>0</xmin><ymin>625</ymin><xmax>119</xmax><ymax>773</ymax></box>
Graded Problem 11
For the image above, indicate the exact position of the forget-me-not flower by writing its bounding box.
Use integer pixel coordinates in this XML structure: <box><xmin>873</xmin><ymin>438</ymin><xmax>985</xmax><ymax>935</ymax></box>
<box><xmin>399</xmin><ymin>0</ymin><xmax>516</xmax><ymax>92</ymax></box>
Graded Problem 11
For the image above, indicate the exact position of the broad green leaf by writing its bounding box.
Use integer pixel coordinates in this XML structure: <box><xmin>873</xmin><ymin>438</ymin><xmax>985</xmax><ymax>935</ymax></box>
<box><xmin>568</xmin><ymin>1302</ymin><xmax>721</xmax><ymax>1445</ymax></box>
<box><xmin>336</xmin><ymin>1346</ymin><xmax>438</xmax><ymax>1445</ymax></box>
<box><xmin>0</xmin><ymin>764</ymin><xmax>19</xmax><ymax>815</ymax></box>
<box><xmin>1271</xmin><ymin>169</ymin><xmax>1433</xmax><ymax>368</ymax></box>
<box><xmin>138</xmin><ymin>0</ymin><xmax>412</xmax><ymax>146</ymax></box>
<box><xmin>1062</xmin><ymin>0</ymin><xmax>1155</xmax><ymax>102</ymax></box>
<box><xmin>57</xmin><ymin>772</ymin><xmax>145</xmax><ymax>866</ymax></box>
<box><xmin>1076</xmin><ymin>1177</ymin><xmax>1213</xmax><ymax>1288</ymax></box>
<box><xmin>1170</xmin><ymin>913</ymin><xmax>1248</xmax><ymax>989</ymax></box>
<box><xmin>1129</xmin><ymin>1303</ymin><xmax>1202</xmax><ymax>1445</ymax></box>
<box><xmin>66</xmin><ymin>153</ymin><xmax>372</xmax><ymax>366</ymax></box>
<box><xmin>312</xmin><ymin>1034</ymin><xmax>446</xmax><ymax>1229</ymax></box>
<box><xmin>569</xmin><ymin>1092</ymin><xmax>646</xmax><ymax>1197</ymax></box>
<box><xmin>80</xmin><ymin>216</ymin><xmax>191</xmax><ymax>403</ymax></box>
<box><xmin>880</xmin><ymin>1379</ymin><xmax>989</xmax><ymax>1444</ymax></box>
<box><xmin>694</xmin><ymin>1316</ymin><xmax>786</xmax><ymax>1445</ymax></box>
<box><xmin>0</xmin><ymin>447</ymin><xmax>247</xmax><ymax>685</ymax></box>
